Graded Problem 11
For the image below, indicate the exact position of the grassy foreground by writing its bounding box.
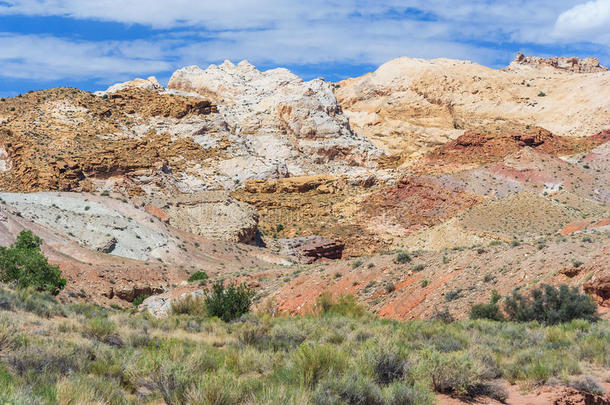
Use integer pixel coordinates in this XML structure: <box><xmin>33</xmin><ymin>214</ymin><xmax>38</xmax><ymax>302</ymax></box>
<box><xmin>0</xmin><ymin>287</ymin><xmax>608</xmax><ymax>404</ymax></box>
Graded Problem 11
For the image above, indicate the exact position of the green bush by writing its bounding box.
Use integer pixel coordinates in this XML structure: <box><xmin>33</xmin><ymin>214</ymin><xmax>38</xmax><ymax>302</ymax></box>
<box><xmin>187</xmin><ymin>271</ymin><xmax>209</xmax><ymax>283</ymax></box>
<box><xmin>205</xmin><ymin>281</ymin><xmax>254</xmax><ymax>322</ymax></box>
<box><xmin>470</xmin><ymin>290</ymin><xmax>505</xmax><ymax>321</ymax></box>
<box><xmin>0</xmin><ymin>230</ymin><xmax>66</xmax><ymax>294</ymax></box>
<box><xmin>394</xmin><ymin>251</ymin><xmax>411</xmax><ymax>264</ymax></box>
<box><xmin>503</xmin><ymin>284</ymin><xmax>598</xmax><ymax>325</ymax></box>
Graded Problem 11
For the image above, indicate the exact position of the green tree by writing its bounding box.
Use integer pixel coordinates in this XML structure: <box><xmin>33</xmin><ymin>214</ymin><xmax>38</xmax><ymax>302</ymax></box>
<box><xmin>0</xmin><ymin>230</ymin><xmax>66</xmax><ymax>294</ymax></box>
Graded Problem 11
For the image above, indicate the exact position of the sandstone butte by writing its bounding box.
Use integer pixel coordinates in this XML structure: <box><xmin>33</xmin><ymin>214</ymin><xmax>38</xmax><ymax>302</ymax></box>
<box><xmin>0</xmin><ymin>53</ymin><xmax>608</xmax><ymax>323</ymax></box>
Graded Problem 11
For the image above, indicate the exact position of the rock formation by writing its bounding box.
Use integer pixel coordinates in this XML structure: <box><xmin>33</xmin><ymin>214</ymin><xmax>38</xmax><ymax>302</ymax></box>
<box><xmin>336</xmin><ymin>55</ymin><xmax>610</xmax><ymax>163</ymax></box>
<box><xmin>507</xmin><ymin>52</ymin><xmax>608</xmax><ymax>73</ymax></box>
<box><xmin>168</xmin><ymin>60</ymin><xmax>381</xmax><ymax>172</ymax></box>
<box><xmin>278</xmin><ymin>236</ymin><xmax>344</xmax><ymax>263</ymax></box>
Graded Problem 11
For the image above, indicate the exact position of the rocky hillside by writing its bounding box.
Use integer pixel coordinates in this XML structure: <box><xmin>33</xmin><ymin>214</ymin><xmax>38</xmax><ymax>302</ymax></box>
<box><xmin>0</xmin><ymin>54</ymin><xmax>608</xmax><ymax>319</ymax></box>
<box><xmin>335</xmin><ymin>55</ymin><xmax>609</xmax><ymax>162</ymax></box>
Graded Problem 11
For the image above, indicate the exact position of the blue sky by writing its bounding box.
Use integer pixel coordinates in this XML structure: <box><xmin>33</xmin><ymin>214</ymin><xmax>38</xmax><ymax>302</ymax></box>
<box><xmin>0</xmin><ymin>0</ymin><xmax>609</xmax><ymax>97</ymax></box>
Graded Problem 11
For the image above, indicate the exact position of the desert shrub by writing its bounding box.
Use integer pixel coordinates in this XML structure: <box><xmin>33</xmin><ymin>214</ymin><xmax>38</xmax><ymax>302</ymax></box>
<box><xmin>419</xmin><ymin>350</ymin><xmax>479</xmax><ymax>394</ymax></box>
<box><xmin>237</xmin><ymin>322</ymin><xmax>271</xmax><ymax>346</ymax></box>
<box><xmin>395</xmin><ymin>251</ymin><xmax>411</xmax><ymax>264</ymax></box>
<box><xmin>351</xmin><ymin>259</ymin><xmax>363</xmax><ymax>269</ymax></box>
<box><xmin>503</xmin><ymin>284</ymin><xmax>598</xmax><ymax>325</ymax></box>
<box><xmin>84</xmin><ymin>317</ymin><xmax>116</xmax><ymax>341</ymax></box>
<box><xmin>68</xmin><ymin>301</ymin><xmax>108</xmax><ymax>319</ymax></box>
<box><xmin>316</xmin><ymin>293</ymin><xmax>366</xmax><ymax>318</ymax></box>
<box><xmin>431</xmin><ymin>332</ymin><xmax>469</xmax><ymax>353</ymax></box>
<box><xmin>205</xmin><ymin>281</ymin><xmax>254</xmax><ymax>322</ymax></box>
<box><xmin>466</xmin><ymin>381</ymin><xmax>508</xmax><ymax>402</ymax></box>
<box><xmin>170</xmin><ymin>294</ymin><xmax>207</xmax><ymax>316</ymax></box>
<box><xmin>0</xmin><ymin>230</ymin><xmax>66</xmax><ymax>294</ymax></box>
<box><xmin>185</xmin><ymin>372</ymin><xmax>242</xmax><ymax>405</ymax></box>
<box><xmin>0</xmin><ymin>316</ymin><xmax>18</xmax><ymax>353</ymax></box>
<box><xmin>268</xmin><ymin>323</ymin><xmax>307</xmax><ymax>351</ymax></box>
<box><xmin>445</xmin><ymin>289</ymin><xmax>462</xmax><ymax>302</ymax></box>
<box><xmin>293</xmin><ymin>343</ymin><xmax>347</xmax><ymax>386</ymax></box>
<box><xmin>411</xmin><ymin>264</ymin><xmax>425</xmax><ymax>272</ymax></box>
<box><xmin>383</xmin><ymin>382</ymin><xmax>435</xmax><ymax>405</ymax></box>
<box><xmin>6</xmin><ymin>341</ymin><xmax>90</xmax><ymax>384</ymax></box>
<box><xmin>313</xmin><ymin>371</ymin><xmax>382</xmax><ymax>405</ymax></box>
<box><xmin>569</xmin><ymin>375</ymin><xmax>605</xmax><ymax>395</ymax></box>
<box><xmin>188</xmin><ymin>271</ymin><xmax>209</xmax><ymax>283</ymax></box>
<box><xmin>430</xmin><ymin>307</ymin><xmax>455</xmax><ymax>323</ymax></box>
<box><xmin>56</xmin><ymin>374</ymin><xmax>127</xmax><ymax>405</ymax></box>
<box><xmin>470</xmin><ymin>290</ymin><xmax>504</xmax><ymax>321</ymax></box>
<box><xmin>0</xmin><ymin>287</ymin><xmax>64</xmax><ymax>318</ymax></box>
<box><xmin>372</xmin><ymin>348</ymin><xmax>407</xmax><ymax>385</ymax></box>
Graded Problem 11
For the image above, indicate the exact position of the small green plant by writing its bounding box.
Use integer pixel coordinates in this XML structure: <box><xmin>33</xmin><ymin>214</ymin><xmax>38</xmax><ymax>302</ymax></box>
<box><xmin>132</xmin><ymin>294</ymin><xmax>149</xmax><ymax>307</ymax></box>
<box><xmin>470</xmin><ymin>290</ymin><xmax>504</xmax><ymax>321</ymax></box>
<box><xmin>445</xmin><ymin>289</ymin><xmax>462</xmax><ymax>302</ymax></box>
<box><xmin>394</xmin><ymin>251</ymin><xmax>411</xmax><ymax>264</ymax></box>
<box><xmin>421</xmin><ymin>279</ymin><xmax>430</xmax><ymax>287</ymax></box>
<box><xmin>351</xmin><ymin>259</ymin><xmax>363</xmax><ymax>269</ymax></box>
<box><xmin>538</xmin><ymin>91</ymin><xmax>546</xmax><ymax>97</ymax></box>
<box><xmin>205</xmin><ymin>281</ymin><xmax>254</xmax><ymax>322</ymax></box>
<box><xmin>0</xmin><ymin>230</ymin><xmax>66</xmax><ymax>294</ymax></box>
<box><xmin>411</xmin><ymin>264</ymin><xmax>425</xmax><ymax>272</ymax></box>
<box><xmin>187</xmin><ymin>271</ymin><xmax>209</xmax><ymax>283</ymax></box>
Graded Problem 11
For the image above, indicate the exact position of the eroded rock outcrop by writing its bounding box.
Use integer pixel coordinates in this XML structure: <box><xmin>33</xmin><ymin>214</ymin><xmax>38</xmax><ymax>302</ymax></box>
<box><xmin>143</xmin><ymin>191</ymin><xmax>259</xmax><ymax>243</ymax></box>
<box><xmin>168</xmin><ymin>60</ymin><xmax>380</xmax><ymax>170</ymax></box>
<box><xmin>336</xmin><ymin>55</ymin><xmax>610</xmax><ymax>163</ymax></box>
<box><xmin>278</xmin><ymin>236</ymin><xmax>344</xmax><ymax>263</ymax></box>
<box><xmin>508</xmin><ymin>52</ymin><xmax>608</xmax><ymax>74</ymax></box>
<box><xmin>584</xmin><ymin>275</ymin><xmax>610</xmax><ymax>307</ymax></box>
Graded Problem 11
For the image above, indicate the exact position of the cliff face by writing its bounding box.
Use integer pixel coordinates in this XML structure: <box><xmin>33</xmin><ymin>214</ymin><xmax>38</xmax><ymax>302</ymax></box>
<box><xmin>168</xmin><ymin>60</ymin><xmax>380</xmax><ymax>174</ymax></box>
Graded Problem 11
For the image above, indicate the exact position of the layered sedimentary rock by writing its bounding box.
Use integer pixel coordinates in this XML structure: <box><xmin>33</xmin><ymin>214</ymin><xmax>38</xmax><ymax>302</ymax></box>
<box><xmin>142</xmin><ymin>191</ymin><xmax>259</xmax><ymax>243</ymax></box>
<box><xmin>336</xmin><ymin>55</ymin><xmax>610</xmax><ymax>163</ymax></box>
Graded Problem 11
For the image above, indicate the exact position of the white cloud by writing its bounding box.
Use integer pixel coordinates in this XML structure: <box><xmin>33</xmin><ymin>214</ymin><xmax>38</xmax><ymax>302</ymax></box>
<box><xmin>0</xmin><ymin>1</ymin><xmax>608</xmax><ymax>87</ymax></box>
<box><xmin>0</xmin><ymin>34</ymin><xmax>172</xmax><ymax>81</ymax></box>
<box><xmin>552</xmin><ymin>0</ymin><xmax>610</xmax><ymax>44</ymax></box>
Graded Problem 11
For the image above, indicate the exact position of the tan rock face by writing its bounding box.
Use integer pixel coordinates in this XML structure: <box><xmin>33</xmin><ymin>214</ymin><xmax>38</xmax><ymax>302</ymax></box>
<box><xmin>336</xmin><ymin>55</ymin><xmax>610</xmax><ymax>163</ymax></box>
<box><xmin>143</xmin><ymin>191</ymin><xmax>259</xmax><ymax>244</ymax></box>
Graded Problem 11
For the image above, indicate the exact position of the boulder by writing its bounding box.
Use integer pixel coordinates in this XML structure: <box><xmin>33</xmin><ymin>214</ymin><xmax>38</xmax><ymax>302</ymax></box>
<box><xmin>113</xmin><ymin>284</ymin><xmax>165</xmax><ymax>302</ymax></box>
<box><xmin>584</xmin><ymin>275</ymin><xmax>610</xmax><ymax>307</ymax></box>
